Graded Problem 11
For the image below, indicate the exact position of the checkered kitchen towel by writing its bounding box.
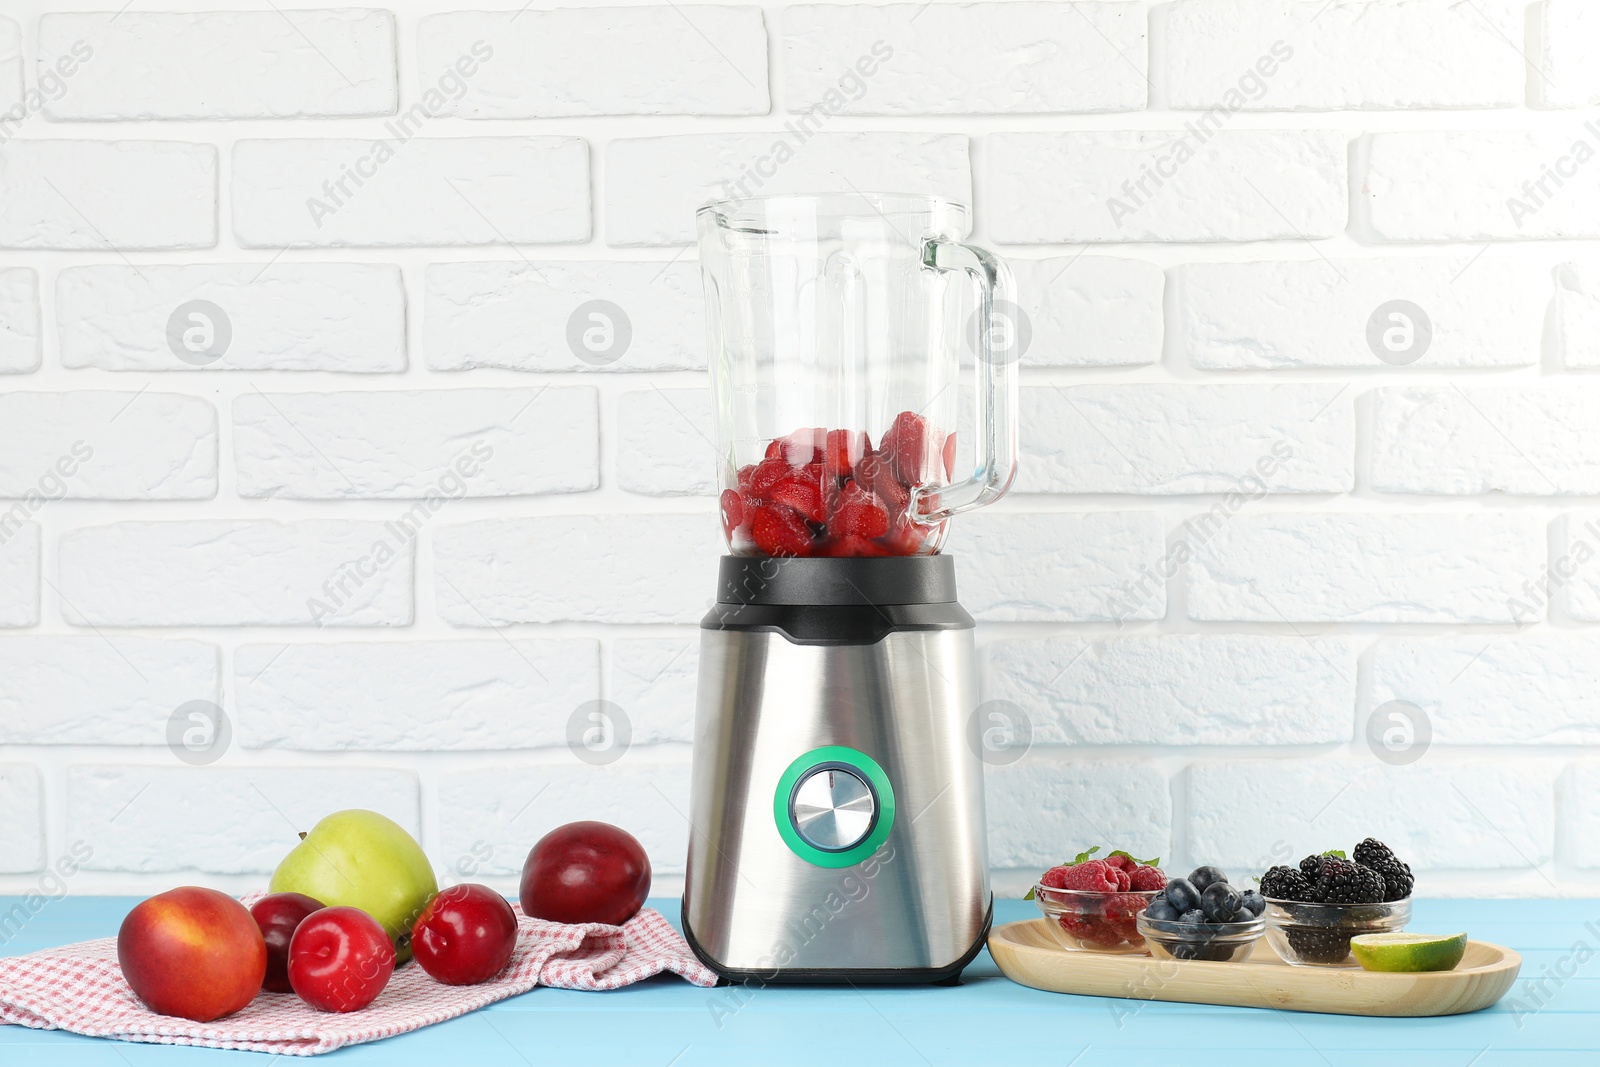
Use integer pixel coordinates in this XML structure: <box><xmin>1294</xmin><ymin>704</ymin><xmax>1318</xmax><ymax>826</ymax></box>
<box><xmin>0</xmin><ymin>899</ymin><xmax>718</xmax><ymax>1056</ymax></box>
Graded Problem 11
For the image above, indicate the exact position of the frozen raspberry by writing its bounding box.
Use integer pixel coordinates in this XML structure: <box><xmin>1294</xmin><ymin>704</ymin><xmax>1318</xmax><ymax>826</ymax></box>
<box><xmin>1061</xmin><ymin>860</ymin><xmax>1120</xmax><ymax>893</ymax></box>
<box><xmin>1129</xmin><ymin>865</ymin><xmax>1167</xmax><ymax>892</ymax></box>
<box><xmin>770</xmin><ymin>477</ymin><xmax>826</xmax><ymax>524</ymax></box>
<box><xmin>750</xmin><ymin>505</ymin><xmax>813</xmax><ymax>557</ymax></box>
<box><xmin>1102</xmin><ymin>893</ymin><xmax>1146</xmax><ymax>940</ymax></box>
<box><xmin>719</xmin><ymin>490</ymin><xmax>745</xmax><ymax>540</ymax></box>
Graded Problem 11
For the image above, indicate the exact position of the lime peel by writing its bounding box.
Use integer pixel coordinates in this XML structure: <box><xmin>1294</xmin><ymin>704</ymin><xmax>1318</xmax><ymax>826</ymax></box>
<box><xmin>1350</xmin><ymin>932</ymin><xmax>1467</xmax><ymax>973</ymax></box>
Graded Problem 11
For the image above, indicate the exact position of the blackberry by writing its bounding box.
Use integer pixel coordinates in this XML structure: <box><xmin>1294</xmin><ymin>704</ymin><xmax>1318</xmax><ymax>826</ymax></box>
<box><xmin>1314</xmin><ymin>857</ymin><xmax>1386</xmax><ymax>905</ymax></box>
<box><xmin>1285</xmin><ymin>926</ymin><xmax>1353</xmax><ymax>964</ymax></box>
<box><xmin>1298</xmin><ymin>853</ymin><xmax>1327</xmax><ymax>880</ymax></box>
<box><xmin>1353</xmin><ymin>838</ymin><xmax>1414</xmax><ymax>902</ymax></box>
<box><xmin>1259</xmin><ymin>865</ymin><xmax>1314</xmax><ymax>902</ymax></box>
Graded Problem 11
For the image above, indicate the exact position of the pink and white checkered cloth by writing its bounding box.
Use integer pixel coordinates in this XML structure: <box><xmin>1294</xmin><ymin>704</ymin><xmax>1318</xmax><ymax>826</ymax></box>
<box><xmin>0</xmin><ymin>898</ymin><xmax>718</xmax><ymax>1056</ymax></box>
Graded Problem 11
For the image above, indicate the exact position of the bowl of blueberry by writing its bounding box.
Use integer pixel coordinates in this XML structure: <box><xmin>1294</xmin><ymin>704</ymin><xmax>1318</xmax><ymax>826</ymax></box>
<box><xmin>1029</xmin><ymin>848</ymin><xmax>1166</xmax><ymax>954</ymax></box>
<box><xmin>1136</xmin><ymin>866</ymin><xmax>1265</xmax><ymax>962</ymax></box>
<box><xmin>1260</xmin><ymin>838</ymin><xmax>1415</xmax><ymax>967</ymax></box>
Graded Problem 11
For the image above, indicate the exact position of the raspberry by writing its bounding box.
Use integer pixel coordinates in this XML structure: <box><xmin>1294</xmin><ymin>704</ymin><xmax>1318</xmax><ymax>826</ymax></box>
<box><xmin>750</xmin><ymin>505</ymin><xmax>813</xmax><ymax>557</ymax></box>
<box><xmin>942</xmin><ymin>432</ymin><xmax>956</xmax><ymax>479</ymax></box>
<box><xmin>769</xmin><ymin>476</ymin><xmax>826</xmax><ymax>524</ymax></box>
<box><xmin>1060</xmin><ymin>860</ymin><xmax>1120</xmax><ymax>893</ymax></box>
<box><xmin>1039</xmin><ymin>865</ymin><xmax>1072</xmax><ymax>890</ymax></box>
<box><xmin>1109</xmin><ymin>866</ymin><xmax>1131</xmax><ymax>891</ymax></box>
<box><xmin>1103</xmin><ymin>853</ymin><xmax>1136</xmax><ymax>874</ymax></box>
<box><xmin>1129</xmin><ymin>866</ymin><xmax>1167</xmax><ymax>892</ymax></box>
<box><xmin>1102</xmin><ymin>893</ymin><xmax>1145</xmax><ymax>940</ymax></box>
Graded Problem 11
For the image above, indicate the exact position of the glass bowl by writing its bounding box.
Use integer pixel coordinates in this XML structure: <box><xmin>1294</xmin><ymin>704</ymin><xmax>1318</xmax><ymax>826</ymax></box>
<box><xmin>1136</xmin><ymin>913</ymin><xmax>1265</xmax><ymax>963</ymax></box>
<box><xmin>1263</xmin><ymin>898</ymin><xmax>1412</xmax><ymax>967</ymax></box>
<box><xmin>1032</xmin><ymin>885</ymin><xmax>1161</xmax><ymax>954</ymax></box>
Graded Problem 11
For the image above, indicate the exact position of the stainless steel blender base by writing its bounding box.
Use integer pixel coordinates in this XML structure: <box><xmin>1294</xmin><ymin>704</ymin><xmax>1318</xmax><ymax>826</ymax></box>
<box><xmin>682</xmin><ymin>623</ymin><xmax>991</xmax><ymax>982</ymax></box>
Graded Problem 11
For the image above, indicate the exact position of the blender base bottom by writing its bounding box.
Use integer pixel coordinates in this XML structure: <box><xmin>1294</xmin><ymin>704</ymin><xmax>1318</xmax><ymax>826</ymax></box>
<box><xmin>679</xmin><ymin>896</ymin><xmax>993</xmax><ymax>987</ymax></box>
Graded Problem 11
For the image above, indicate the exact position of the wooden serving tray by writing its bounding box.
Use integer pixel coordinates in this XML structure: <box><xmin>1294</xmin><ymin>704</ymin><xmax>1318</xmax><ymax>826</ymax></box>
<box><xmin>989</xmin><ymin>919</ymin><xmax>1520</xmax><ymax>1018</ymax></box>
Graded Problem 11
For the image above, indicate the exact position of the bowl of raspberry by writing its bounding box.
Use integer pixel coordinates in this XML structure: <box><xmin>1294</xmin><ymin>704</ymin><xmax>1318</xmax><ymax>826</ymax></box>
<box><xmin>1260</xmin><ymin>838</ymin><xmax>1416</xmax><ymax>967</ymax></box>
<box><xmin>1029</xmin><ymin>850</ymin><xmax>1167</xmax><ymax>954</ymax></box>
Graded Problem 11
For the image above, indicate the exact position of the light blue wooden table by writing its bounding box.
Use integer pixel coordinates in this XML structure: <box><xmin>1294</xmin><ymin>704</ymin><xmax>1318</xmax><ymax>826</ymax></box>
<box><xmin>0</xmin><ymin>896</ymin><xmax>1584</xmax><ymax>1064</ymax></box>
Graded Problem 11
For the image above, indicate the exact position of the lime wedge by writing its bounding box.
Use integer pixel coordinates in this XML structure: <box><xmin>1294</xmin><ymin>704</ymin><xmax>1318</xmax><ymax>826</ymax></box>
<box><xmin>1350</xmin><ymin>932</ymin><xmax>1467</xmax><ymax>973</ymax></box>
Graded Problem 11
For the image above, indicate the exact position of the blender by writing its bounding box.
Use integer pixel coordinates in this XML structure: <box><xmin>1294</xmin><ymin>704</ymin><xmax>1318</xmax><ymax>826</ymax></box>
<box><xmin>682</xmin><ymin>192</ymin><xmax>1018</xmax><ymax>983</ymax></box>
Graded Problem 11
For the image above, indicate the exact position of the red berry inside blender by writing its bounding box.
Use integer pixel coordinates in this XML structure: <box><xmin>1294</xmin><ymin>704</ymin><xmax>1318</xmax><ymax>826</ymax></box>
<box><xmin>727</xmin><ymin>411</ymin><xmax>952</xmax><ymax>558</ymax></box>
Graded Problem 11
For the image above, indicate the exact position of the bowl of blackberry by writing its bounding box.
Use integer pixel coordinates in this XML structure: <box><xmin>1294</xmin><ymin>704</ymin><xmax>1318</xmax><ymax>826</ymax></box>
<box><xmin>1136</xmin><ymin>866</ymin><xmax>1266</xmax><ymax>963</ymax></box>
<box><xmin>1029</xmin><ymin>848</ymin><xmax>1167</xmax><ymax>954</ymax></box>
<box><xmin>1261</xmin><ymin>838</ymin><xmax>1415</xmax><ymax>967</ymax></box>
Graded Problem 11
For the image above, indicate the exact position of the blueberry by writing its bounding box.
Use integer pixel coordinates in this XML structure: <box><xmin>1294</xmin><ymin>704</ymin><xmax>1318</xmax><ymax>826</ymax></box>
<box><xmin>1189</xmin><ymin>866</ymin><xmax>1228</xmax><ymax>891</ymax></box>
<box><xmin>1145</xmin><ymin>899</ymin><xmax>1180</xmax><ymax>922</ymax></box>
<box><xmin>1165</xmin><ymin>877</ymin><xmax>1200</xmax><ymax>913</ymax></box>
<box><xmin>1179</xmin><ymin>908</ymin><xmax>1205</xmax><ymax>924</ymax></box>
<box><xmin>1201</xmin><ymin>881</ymin><xmax>1243</xmax><ymax>922</ymax></box>
<box><xmin>1240</xmin><ymin>890</ymin><xmax>1266</xmax><ymax>917</ymax></box>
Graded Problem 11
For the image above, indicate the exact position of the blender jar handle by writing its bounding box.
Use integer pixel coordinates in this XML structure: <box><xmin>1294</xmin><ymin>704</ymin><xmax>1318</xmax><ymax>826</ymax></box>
<box><xmin>916</xmin><ymin>239</ymin><xmax>1020</xmax><ymax>523</ymax></box>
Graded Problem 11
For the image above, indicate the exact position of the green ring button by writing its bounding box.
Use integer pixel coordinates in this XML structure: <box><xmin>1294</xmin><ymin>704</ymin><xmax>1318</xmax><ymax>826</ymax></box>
<box><xmin>774</xmin><ymin>745</ymin><xmax>896</xmax><ymax>868</ymax></box>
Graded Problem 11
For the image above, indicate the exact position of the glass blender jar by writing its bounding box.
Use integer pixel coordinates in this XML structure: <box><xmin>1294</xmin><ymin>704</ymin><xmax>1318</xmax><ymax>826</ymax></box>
<box><xmin>698</xmin><ymin>192</ymin><xmax>1018</xmax><ymax>558</ymax></box>
<box><xmin>683</xmin><ymin>193</ymin><xmax>1021</xmax><ymax>984</ymax></box>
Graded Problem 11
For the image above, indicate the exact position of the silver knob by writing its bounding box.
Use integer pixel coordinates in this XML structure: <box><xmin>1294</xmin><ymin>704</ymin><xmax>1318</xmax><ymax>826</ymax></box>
<box><xmin>791</xmin><ymin>766</ymin><xmax>876</xmax><ymax>851</ymax></box>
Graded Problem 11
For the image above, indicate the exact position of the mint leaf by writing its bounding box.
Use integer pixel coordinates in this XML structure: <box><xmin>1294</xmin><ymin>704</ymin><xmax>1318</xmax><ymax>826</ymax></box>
<box><xmin>1322</xmin><ymin>849</ymin><xmax>1347</xmax><ymax>860</ymax></box>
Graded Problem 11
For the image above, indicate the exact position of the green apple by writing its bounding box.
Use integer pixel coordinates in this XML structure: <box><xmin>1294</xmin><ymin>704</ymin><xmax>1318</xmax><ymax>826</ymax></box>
<box><xmin>268</xmin><ymin>809</ymin><xmax>437</xmax><ymax>962</ymax></box>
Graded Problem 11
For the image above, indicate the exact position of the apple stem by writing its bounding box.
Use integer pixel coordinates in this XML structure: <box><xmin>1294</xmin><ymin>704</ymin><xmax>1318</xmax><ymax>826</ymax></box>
<box><xmin>298</xmin><ymin>832</ymin><xmax>307</xmax><ymax>840</ymax></box>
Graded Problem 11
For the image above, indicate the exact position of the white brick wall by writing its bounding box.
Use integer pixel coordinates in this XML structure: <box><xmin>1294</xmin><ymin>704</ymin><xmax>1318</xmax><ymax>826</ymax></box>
<box><xmin>232</xmin><ymin>388</ymin><xmax>599</xmax><ymax>498</ymax></box>
<box><xmin>783</xmin><ymin>3</ymin><xmax>1146</xmax><ymax>115</ymax></box>
<box><xmin>987</xmin><ymin>130</ymin><xmax>1346</xmax><ymax>243</ymax></box>
<box><xmin>1016</xmin><ymin>384</ymin><xmax>1353</xmax><ymax>494</ymax></box>
<box><xmin>57</xmin><ymin>265</ymin><xmax>407</xmax><ymax>373</ymax></box>
<box><xmin>0</xmin><ymin>268</ymin><xmax>40</xmax><ymax>373</ymax></box>
<box><xmin>425</xmin><ymin>261</ymin><xmax>704</xmax><ymax>372</ymax></box>
<box><xmin>1172</xmin><ymin>257</ymin><xmax>1547</xmax><ymax>369</ymax></box>
<box><xmin>0</xmin><ymin>141</ymin><xmax>216</xmax><ymax>250</ymax></box>
<box><xmin>1365</xmin><ymin>130</ymin><xmax>1600</xmax><ymax>240</ymax></box>
<box><xmin>606</xmin><ymin>132</ymin><xmax>969</xmax><ymax>245</ymax></box>
<box><xmin>38</xmin><ymin>11</ymin><xmax>398</xmax><ymax>120</ymax></box>
<box><xmin>420</xmin><ymin>7</ymin><xmax>769</xmax><ymax>117</ymax></box>
<box><xmin>232</xmin><ymin>138</ymin><xmax>590</xmax><ymax>247</ymax></box>
<box><xmin>0</xmin><ymin>0</ymin><xmax>1594</xmax><ymax>900</ymax></box>
<box><xmin>1538</xmin><ymin>0</ymin><xmax>1600</xmax><ymax>109</ymax></box>
<box><xmin>235</xmin><ymin>640</ymin><xmax>600</xmax><ymax>751</ymax></box>
<box><xmin>1160</xmin><ymin>0</ymin><xmax>1525</xmax><ymax>111</ymax></box>
<box><xmin>0</xmin><ymin>391</ymin><xmax>216</xmax><ymax>499</ymax></box>
<box><xmin>0</xmin><ymin>524</ymin><xmax>40</xmax><ymax>629</ymax></box>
